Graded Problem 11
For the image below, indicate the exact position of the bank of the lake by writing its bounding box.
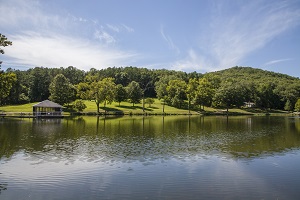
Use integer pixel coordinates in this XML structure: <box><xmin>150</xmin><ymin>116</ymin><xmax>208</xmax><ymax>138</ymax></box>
<box><xmin>0</xmin><ymin>99</ymin><xmax>293</xmax><ymax>117</ymax></box>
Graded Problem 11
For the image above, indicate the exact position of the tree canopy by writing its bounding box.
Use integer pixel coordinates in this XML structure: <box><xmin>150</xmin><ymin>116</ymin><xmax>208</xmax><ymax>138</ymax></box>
<box><xmin>1</xmin><ymin>65</ymin><xmax>300</xmax><ymax>112</ymax></box>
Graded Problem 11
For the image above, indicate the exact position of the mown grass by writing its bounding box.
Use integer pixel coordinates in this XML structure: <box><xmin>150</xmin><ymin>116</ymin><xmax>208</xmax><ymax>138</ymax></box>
<box><xmin>0</xmin><ymin>99</ymin><xmax>290</xmax><ymax>115</ymax></box>
<box><xmin>83</xmin><ymin>99</ymin><xmax>199</xmax><ymax>115</ymax></box>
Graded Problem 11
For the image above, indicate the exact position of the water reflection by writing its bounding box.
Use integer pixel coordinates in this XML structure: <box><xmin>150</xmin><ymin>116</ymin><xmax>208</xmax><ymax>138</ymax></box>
<box><xmin>1</xmin><ymin>116</ymin><xmax>300</xmax><ymax>199</ymax></box>
<box><xmin>1</xmin><ymin>116</ymin><xmax>300</xmax><ymax>162</ymax></box>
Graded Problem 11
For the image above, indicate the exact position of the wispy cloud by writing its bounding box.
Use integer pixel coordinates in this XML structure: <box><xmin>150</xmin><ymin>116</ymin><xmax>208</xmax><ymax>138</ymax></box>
<box><xmin>172</xmin><ymin>0</ymin><xmax>300</xmax><ymax>72</ymax></box>
<box><xmin>0</xmin><ymin>0</ymin><xmax>137</xmax><ymax>70</ymax></box>
<box><xmin>5</xmin><ymin>32</ymin><xmax>137</xmax><ymax>70</ymax></box>
<box><xmin>122</xmin><ymin>24</ymin><xmax>134</xmax><ymax>33</ymax></box>
<box><xmin>107</xmin><ymin>23</ymin><xmax>135</xmax><ymax>33</ymax></box>
<box><xmin>160</xmin><ymin>25</ymin><xmax>180</xmax><ymax>54</ymax></box>
<box><xmin>263</xmin><ymin>58</ymin><xmax>292</xmax><ymax>67</ymax></box>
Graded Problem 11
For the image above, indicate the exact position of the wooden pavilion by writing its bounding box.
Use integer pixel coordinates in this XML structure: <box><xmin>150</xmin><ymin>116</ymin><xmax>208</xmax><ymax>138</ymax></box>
<box><xmin>33</xmin><ymin>100</ymin><xmax>63</xmax><ymax>117</ymax></box>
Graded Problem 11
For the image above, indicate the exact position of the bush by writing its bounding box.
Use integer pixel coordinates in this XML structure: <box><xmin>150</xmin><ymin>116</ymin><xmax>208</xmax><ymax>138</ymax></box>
<box><xmin>73</xmin><ymin>99</ymin><xmax>87</xmax><ymax>112</ymax></box>
<box><xmin>145</xmin><ymin>98</ymin><xmax>155</xmax><ymax>107</ymax></box>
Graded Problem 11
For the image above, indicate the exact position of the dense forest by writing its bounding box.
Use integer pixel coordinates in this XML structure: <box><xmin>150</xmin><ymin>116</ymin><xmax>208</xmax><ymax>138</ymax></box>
<box><xmin>1</xmin><ymin>65</ymin><xmax>300</xmax><ymax>112</ymax></box>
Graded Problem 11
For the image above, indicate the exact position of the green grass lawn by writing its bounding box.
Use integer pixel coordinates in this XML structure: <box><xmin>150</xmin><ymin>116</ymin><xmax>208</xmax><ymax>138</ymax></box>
<box><xmin>0</xmin><ymin>99</ymin><xmax>290</xmax><ymax>115</ymax></box>
<box><xmin>83</xmin><ymin>99</ymin><xmax>199</xmax><ymax>115</ymax></box>
<box><xmin>0</xmin><ymin>102</ymin><xmax>37</xmax><ymax>113</ymax></box>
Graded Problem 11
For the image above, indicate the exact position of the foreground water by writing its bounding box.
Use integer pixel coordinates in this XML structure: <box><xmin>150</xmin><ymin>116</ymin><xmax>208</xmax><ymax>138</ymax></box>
<box><xmin>1</xmin><ymin>115</ymin><xmax>300</xmax><ymax>199</ymax></box>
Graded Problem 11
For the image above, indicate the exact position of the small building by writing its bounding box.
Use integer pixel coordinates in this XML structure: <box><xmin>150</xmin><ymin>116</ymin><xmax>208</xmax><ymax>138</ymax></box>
<box><xmin>33</xmin><ymin>100</ymin><xmax>63</xmax><ymax>117</ymax></box>
<box><xmin>244</xmin><ymin>101</ymin><xmax>256</xmax><ymax>108</ymax></box>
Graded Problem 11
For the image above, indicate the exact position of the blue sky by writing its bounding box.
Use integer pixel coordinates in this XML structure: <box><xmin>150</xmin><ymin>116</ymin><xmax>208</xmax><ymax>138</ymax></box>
<box><xmin>1</xmin><ymin>0</ymin><xmax>300</xmax><ymax>77</ymax></box>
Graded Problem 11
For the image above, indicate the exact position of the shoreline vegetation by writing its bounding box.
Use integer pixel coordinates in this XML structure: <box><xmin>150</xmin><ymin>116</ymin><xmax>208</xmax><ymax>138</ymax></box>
<box><xmin>1</xmin><ymin>66</ymin><xmax>300</xmax><ymax>117</ymax></box>
<box><xmin>0</xmin><ymin>99</ymin><xmax>297</xmax><ymax>118</ymax></box>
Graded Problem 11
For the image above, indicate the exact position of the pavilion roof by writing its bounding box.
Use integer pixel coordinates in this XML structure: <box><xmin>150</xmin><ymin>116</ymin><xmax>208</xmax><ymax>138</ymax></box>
<box><xmin>33</xmin><ymin>100</ymin><xmax>63</xmax><ymax>108</ymax></box>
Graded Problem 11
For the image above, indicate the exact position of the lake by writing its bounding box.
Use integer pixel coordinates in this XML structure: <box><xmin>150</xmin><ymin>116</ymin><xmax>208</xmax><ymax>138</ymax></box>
<box><xmin>1</xmin><ymin>115</ymin><xmax>300</xmax><ymax>199</ymax></box>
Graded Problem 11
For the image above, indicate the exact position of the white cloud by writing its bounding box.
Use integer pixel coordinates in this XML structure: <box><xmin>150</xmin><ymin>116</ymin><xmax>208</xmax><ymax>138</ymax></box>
<box><xmin>173</xmin><ymin>0</ymin><xmax>300</xmax><ymax>72</ymax></box>
<box><xmin>5</xmin><ymin>32</ymin><xmax>137</xmax><ymax>70</ymax></box>
<box><xmin>94</xmin><ymin>30</ymin><xmax>116</xmax><ymax>44</ymax></box>
<box><xmin>0</xmin><ymin>0</ymin><xmax>138</xmax><ymax>70</ymax></box>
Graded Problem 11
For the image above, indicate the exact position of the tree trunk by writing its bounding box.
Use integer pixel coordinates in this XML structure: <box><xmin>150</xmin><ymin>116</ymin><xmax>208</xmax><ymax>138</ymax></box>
<box><xmin>96</xmin><ymin>101</ymin><xmax>100</xmax><ymax>114</ymax></box>
<box><xmin>142</xmin><ymin>93</ymin><xmax>145</xmax><ymax>112</ymax></box>
<box><xmin>188</xmin><ymin>99</ymin><xmax>191</xmax><ymax>114</ymax></box>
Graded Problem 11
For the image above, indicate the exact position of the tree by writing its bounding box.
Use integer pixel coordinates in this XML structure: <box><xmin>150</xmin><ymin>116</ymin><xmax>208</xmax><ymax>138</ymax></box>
<box><xmin>186</xmin><ymin>78</ymin><xmax>198</xmax><ymax>113</ymax></box>
<box><xmin>0</xmin><ymin>34</ymin><xmax>12</xmax><ymax>67</ymax></box>
<box><xmin>115</xmin><ymin>84</ymin><xmax>127</xmax><ymax>106</ymax></box>
<box><xmin>126</xmin><ymin>81</ymin><xmax>143</xmax><ymax>106</ymax></box>
<box><xmin>284</xmin><ymin>99</ymin><xmax>293</xmax><ymax>112</ymax></box>
<box><xmin>49</xmin><ymin>74</ymin><xmax>76</xmax><ymax>105</ymax></box>
<box><xmin>89</xmin><ymin>78</ymin><xmax>116</xmax><ymax>113</ymax></box>
<box><xmin>145</xmin><ymin>98</ymin><xmax>155</xmax><ymax>107</ymax></box>
<box><xmin>73</xmin><ymin>99</ymin><xmax>87</xmax><ymax>112</ymax></box>
<box><xmin>155</xmin><ymin>75</ymin><xmax>176</xmax><ymax>113</ymax></box>
<box><xmin>0</xmin><ymin>72</ymin><xmax>16</xmax><ymax>105</ymax></box>
<box><xmin>29</xmin><ymin>67</ymin><xmax>51</xmax><ymax>102</ymax></box>
<box><xmin>194</xmin><ymin>77</ymin><xmax>214</xmax><ymax>111</ymax></box>
<box><xmin>166</xmin><ymin>79</ymin><xmax>187</xmax><ymax>108</ymax></box>
<box><xmin>76</xmin><ymin>82</ymin><xmax>90</xmax><ymax>100</ymax></box>
<box><xmin>295</xmin><ymin>99</ymin><xmax>300</xmax><ymax>112</ymax></box>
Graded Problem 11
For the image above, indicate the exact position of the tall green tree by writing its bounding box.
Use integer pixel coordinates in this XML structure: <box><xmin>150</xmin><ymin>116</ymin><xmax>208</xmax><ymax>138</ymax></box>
<box><xmin>89</xmin><ymin>78</ymin><xmax>116</xmax><ymax>113</ymax></box>
<box><xmin>49</xmin><ymin>74</ymin><xmax>76</xmax><ymax>105</ymax></box>
<box><xmin>194</xmin><ymin>77</ymin><xmax>214</xmax><ymax>110</ymax></box>
<box><xmin>166</xmin><ymin>79</ymin><xmax>187</xmax><ymax>108</ymax></box>
<box><xmin>29</xmin><ymin>67</ymin><xmax>51</xmax><ymax>102</ymax></box>
<box><xmin>0</xmin><ymin>72</ymin><xmax>16</xmax><ymax>105</ymax></box>
<box><xmin>76</xmin><ymin>82</ymin><xmax>90</xmax><ymax>100</ymax></box>
<box><xmin>155</xmin><ymin>75</ymin><xmax>176</xmax><ymax>113</ymax></box>
<box><xmin>295</xmin><ymin>99</ymin><xmax>300</xmax><ymax>112</ymax></box>
<box><xmin>126</xmin><ymin>81</ymin><xmax>143</xmax><ymax>106</ymax></box>
<box><xmin>186</xmin><ymin>78</ymin><xmax>198</xmax><ymax>113</ymax></box>
<box><xmin>115</xmin><ymin>84</ymin><xmax>127</xmax><ymax>106</ymax></box>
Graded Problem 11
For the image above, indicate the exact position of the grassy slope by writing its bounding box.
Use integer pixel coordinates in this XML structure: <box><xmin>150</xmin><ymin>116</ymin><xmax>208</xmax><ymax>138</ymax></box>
<box><xmin>0</xmin><ymin>99</ymin><xmax>195</xmax><ymax>114</ymax></box>
<box><xmin>0</xmin><ymin>99</ymin><xmax>289</xmax><ymax>115</ymax></box>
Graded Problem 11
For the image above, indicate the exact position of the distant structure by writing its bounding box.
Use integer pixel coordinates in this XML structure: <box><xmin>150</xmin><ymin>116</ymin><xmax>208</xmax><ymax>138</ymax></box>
<box><xmin>33</xmin><ymin>100</ymin><xmax>63</xmax><ymax>118</ymax></box>
<box><xmin>244</xmin><ymin>102</ymin><xmax>255</xmax><ymax>108</ymax></box>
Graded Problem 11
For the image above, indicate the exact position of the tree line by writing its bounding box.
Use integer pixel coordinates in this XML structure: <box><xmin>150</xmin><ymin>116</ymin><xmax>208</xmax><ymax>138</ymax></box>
<box><xmin>1</xmin><ymin>65</ymin><xmax>300</xmax><ymax>112</ymax></box>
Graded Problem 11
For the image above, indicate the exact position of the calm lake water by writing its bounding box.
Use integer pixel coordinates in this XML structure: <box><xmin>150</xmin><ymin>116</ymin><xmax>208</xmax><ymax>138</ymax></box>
<box><xmin>1</xmin><ymin>115</ymin><xmax>300</xmax><ymax>199</ymax></box>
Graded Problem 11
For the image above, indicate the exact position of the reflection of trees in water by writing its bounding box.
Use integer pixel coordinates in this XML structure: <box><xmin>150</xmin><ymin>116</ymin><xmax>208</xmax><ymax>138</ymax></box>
<box><xmin>0</xmin><ymin>182</ymin><xmax>8</xmax><ymax>194</ymax></box>
<box><xmin>1</xmin><ymin>116</ymin><xmax>300</xmax><ymax>162</ymax></box>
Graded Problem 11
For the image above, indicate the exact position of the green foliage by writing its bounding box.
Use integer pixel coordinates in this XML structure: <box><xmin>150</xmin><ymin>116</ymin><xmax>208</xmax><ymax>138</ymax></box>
<box><xmin>0</xmin><ymin>33</ymin><xmax>12</xmax><ymax>67</ymax></box>
<box><xmin>0</xmin><ymin>33</ymin><xmax>12</xmax><ymax>54</ymax></box>
<box><xmin>76</xmin><ymin>82</ymin><xmax>90</xmax><ymax>99</ymax></box>
<box><xmin>73</xmin><ymin>99</ymin><xmax>87</xmax><ymax>111</ymax></box>
<box><xmin>115</xmin><ymin>84</ymin><xmax>127</xmax><ymax>106</ymax></box>
<box><xmin>49</xmin><ymin>74</ymin><xmax>76</xmax><ymax>105</ymax></box>
<box><xmin>166</xmin><ymin>79</ymin><xmax>187</xmax><ymax>108</ymax></box>
<box><xmin>295</xmin><ymin>99</ymin><xmax>300</xmax><ymax>112</ymax></box>
<box><xmin>193</xmin><ymin>77</ymin><xmax>214</xmax><ymax>110</ymax></box>
<box><xmin>284</xmin><ymin>99</ymin><xmax>293</xmax><ymax>111</ymax></box>
<box><xmin>0</xmin><ymin>72</ymin><xmax>17</xmax><ymax>105</ymax></box>
<box><xmin>1</xmin><ymin>66</ymin><xmax>300</xmax><ymax>112</ymax></box>
<box><xmin>89</xmin><ymin>78</ymin><xmax>116</xmax><ymax>112</ymax></box>
<box><xmin>145</xmin><ymin>98</ymin><xmax>155</xmax><ymax>107</ymax></box>
<box><xmin>29</xmin><ymin>67</ymin><xmax>51</xmax><ymax>102</ymax></box>
<box><xmin>126</xmin><ymin>81</ymin><xmax>143</xmax><ymax>106</ymax></box>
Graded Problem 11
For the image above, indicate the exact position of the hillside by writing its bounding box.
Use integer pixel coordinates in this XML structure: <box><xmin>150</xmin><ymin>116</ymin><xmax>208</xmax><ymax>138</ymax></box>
<box><xmin>210</xmin><ymin>66</ymin><xmax>300</xmax><ymax>82</ymax></box>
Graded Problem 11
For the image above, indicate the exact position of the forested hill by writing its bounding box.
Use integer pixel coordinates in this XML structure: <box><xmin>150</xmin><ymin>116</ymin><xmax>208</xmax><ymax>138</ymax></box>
<box><xmin>205</xmin><ymin>66</ymin><xmax>300</xmax><ymax>110</ymax></box>
<box><xmin>210</xmin><ymin>66</ymin><xmax>299</xmax><ymax>82</ymax></box>
<box><xmin>1</xmin><ymin>66</ymin><xmax>300</xmax><ymax>111</ymax></box>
